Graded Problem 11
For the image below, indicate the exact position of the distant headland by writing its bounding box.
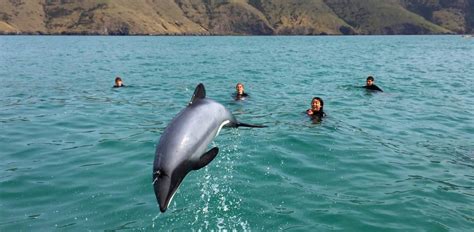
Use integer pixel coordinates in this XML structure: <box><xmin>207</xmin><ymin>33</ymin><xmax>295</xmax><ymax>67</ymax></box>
<box><xmin>1</xmin><ymin>0</ymin><xmax>473</xmax><ymax>35</ymax></box>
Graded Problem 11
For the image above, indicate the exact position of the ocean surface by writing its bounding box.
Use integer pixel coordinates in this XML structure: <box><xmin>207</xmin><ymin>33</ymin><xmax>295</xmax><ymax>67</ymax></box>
<box><xmin>0</xmin><ymin>35</ymin><xmax>473</xmax><ymax>231</ymax></box>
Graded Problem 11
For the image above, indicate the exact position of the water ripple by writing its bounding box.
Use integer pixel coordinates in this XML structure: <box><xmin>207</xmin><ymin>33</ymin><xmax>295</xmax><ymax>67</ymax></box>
<box><xmin>1</xmin><ymin>35</ymin><xmax>473</xmax><ymax>231</ymax></box>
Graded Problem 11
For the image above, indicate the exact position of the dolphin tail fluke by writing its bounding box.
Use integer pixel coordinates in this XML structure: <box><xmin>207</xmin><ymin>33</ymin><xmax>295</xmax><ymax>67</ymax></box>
<box><xmin>193</xmin><ymin>147</ymin><xmax>219</xmax><ymax>170</ymax></box>
<box><xmin>236</xmin><ymin>122</ymin><xmax>267</xmax><ymax>128</ymax></box>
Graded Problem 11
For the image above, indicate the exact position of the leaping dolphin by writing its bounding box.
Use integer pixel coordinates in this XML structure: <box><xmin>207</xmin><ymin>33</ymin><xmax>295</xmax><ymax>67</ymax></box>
<box><xmin>152</xmin><ymin>83</ymin><xmax>265</xmax><ymax>212</ymax></box>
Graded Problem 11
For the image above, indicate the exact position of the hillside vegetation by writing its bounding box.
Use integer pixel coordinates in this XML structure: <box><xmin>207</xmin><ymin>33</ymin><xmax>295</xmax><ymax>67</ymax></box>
<box><xmin>0</xmin><ymin>0</ymin><xmax>472</xmax><ymax>35</ymax></box>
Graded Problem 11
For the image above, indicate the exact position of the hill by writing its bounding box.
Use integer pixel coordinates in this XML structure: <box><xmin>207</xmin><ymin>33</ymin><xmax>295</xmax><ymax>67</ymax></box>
<box><xmin>0</xmin><ymin>0</ymin><xmax>472</xmax><ymax>35</ymax></box>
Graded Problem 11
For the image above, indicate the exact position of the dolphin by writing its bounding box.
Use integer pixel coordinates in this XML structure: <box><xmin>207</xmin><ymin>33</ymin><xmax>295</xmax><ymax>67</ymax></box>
<box><xmin>152</xmin><ymin>83</ymin><xmax>265</xmax><ymax>212</ymax></box>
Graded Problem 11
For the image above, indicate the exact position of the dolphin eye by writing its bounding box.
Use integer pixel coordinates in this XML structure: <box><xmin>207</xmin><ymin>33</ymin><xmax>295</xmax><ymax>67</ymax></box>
<box><xmin>152</xmin><ymin>170</ymin><xmax>166</xmax><ymax>185</ymax></box>
<box><xmin>154</xmin><ymin>170</ymin><xmax>168</xmax><ymax>177</ymax></box>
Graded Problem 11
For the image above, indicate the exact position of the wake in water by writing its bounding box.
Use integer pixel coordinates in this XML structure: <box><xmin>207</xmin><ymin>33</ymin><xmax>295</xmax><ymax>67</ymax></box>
<box><xmin>152</xmin><ymin>129</ymin><xmax>250</xmax><ymax>230</ymax></box>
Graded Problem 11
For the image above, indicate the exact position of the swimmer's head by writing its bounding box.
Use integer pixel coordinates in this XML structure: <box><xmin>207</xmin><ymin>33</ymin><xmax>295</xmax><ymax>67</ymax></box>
<box><xmin>236</xmin><ymin>83</ymin><xmax>244</xmax><ymax>95</ymax></box>
<box><xmin>366</xmin><ymin>76</ymin><xmax>374</xmax><ymax>86</ymax></box>
<box><xmin>115</xmin><ymin>77</ymin><xmax>123</xmax><ymax>87</ymax></box>
<box><xmin>311</xmin><ymin>97</ymin><xmax>324</xmax><ymax>112</ymax></box>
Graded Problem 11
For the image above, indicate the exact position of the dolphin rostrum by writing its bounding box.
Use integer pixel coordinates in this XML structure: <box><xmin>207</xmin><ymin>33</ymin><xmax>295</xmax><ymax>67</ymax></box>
<box><xmin>152</xmin><ymin>83</ymin><xmax>265</xmax><ymax>212</ymax></box>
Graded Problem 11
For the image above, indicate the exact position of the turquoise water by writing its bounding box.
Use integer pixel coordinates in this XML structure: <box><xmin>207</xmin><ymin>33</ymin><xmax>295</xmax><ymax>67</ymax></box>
<box><xmin>0</xmin><ymin>35</ymin><xmax>473</xmax><ymax>231</ymax></box>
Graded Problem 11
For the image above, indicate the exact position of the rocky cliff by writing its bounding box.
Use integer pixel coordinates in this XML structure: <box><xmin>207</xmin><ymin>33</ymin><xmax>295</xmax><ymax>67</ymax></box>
<box><xmin>0</xmin><ymin>0</ymin><xmax>472</xmax><ymax>35</ymax></box>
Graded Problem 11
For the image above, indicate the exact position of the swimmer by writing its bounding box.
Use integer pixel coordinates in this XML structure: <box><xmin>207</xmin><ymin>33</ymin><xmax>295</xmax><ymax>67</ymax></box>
<box><xmin>364</xmin><ymin>76</ymin><xmax>383</xmax><ymax>92</ymax></box>
<box><xmin>234</xmin><ymin>82</ymin><xmax>249</xmax><ymax>100</ymax></box>
<box><xmin>306</xmin><ymin>97</ymin><xmax>326</xmax><ymax>121</ymax></box>
<box><xmin>113</xmin><ymin>77</ymin><xmax>125</xmax><ymax>88</ymax></box>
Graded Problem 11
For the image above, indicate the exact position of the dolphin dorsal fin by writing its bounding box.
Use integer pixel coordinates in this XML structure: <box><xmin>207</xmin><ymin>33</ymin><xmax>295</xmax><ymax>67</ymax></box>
<box><xmin>189</xmin><ymin>83</ymin><xmax>206</xmax><ymax>105</ymax></box>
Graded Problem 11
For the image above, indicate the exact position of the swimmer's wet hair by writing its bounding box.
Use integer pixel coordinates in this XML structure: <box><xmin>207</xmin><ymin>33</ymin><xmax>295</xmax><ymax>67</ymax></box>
<box><xmin>367</xmin><ymin>76</ymin><xmax>374</xmax><ymax>81</ymax></box>
<box><xmin>115</xmin><ymin>77</ymin><xmax>122</xmax><ymax>82</ymax></box>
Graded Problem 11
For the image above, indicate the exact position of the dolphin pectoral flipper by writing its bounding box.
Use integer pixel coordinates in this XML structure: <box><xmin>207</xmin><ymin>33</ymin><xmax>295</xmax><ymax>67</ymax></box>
<box><xmin>237</xmin><ymin>122</ymin><xmax>267</xmax><ymax>128</ymax></box>
<box><xmin>193</xmin><ymin>147</ymin><xmax>219</xmax><ymax>170</ymax></box>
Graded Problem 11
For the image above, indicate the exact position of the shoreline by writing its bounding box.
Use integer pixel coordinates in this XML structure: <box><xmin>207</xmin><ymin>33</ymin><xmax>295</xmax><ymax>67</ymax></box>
<box><xmin>0</xmin><ymin>32</ymin><xmax>461</xmax><ymax>36</ymax></box>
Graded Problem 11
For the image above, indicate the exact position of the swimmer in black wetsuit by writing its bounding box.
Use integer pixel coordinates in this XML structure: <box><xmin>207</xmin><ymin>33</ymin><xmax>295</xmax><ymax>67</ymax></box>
<box><xmin>306</xmin><ymin>97</ymin><xmax>326</xmax><ymax>122</ymax></box>
<box><xmin>113</xmin><ymin>76</ymin><xmax>125</xmax><ymax>88</ymax></box>
<box><xmin>234</xmin><ymin>82</ymin><xmax>249</xmax><ymax>100</ymax></box>
<box><xmin>364</xmin><ymin>76</ymin><xmax>383</xmax><ymax>92</ymax></box>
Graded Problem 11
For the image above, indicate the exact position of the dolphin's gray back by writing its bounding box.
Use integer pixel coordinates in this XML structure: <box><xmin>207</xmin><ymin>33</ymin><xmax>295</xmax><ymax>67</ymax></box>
<box><xmin>154</xmin><ymin>98</ymin><xmax>235</xmax><ymax>173</ymax></box>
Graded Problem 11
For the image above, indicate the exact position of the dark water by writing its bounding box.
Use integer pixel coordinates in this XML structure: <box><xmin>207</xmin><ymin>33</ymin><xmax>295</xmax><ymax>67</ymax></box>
<box><xmin>0</xmin><ymin>35</ymin><xmax>473</xmax><ymax>231</ymax></box>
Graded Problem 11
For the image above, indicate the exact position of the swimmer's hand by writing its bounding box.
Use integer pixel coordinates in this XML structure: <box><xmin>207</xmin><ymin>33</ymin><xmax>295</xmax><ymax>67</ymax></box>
<box><xmin>306</xmin><ymin>109</ymin><xmax>313</xmax><ymax>115</ymax></box>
